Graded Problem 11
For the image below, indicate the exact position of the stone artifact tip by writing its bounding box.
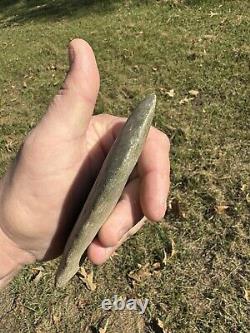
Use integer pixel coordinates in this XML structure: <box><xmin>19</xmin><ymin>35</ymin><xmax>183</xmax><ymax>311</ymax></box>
<box><xmin>143</xmin><ymin>93</ymin><xmax>156</xmax><ymax>109</ymax></box>
<box><xmin>55</xmin><ymin>94</ymin><xmax>157</xmax><ymax>287</ymax></box>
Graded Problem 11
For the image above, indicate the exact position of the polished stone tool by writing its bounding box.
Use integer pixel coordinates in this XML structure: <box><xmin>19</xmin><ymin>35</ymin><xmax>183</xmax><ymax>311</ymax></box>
<box><xmin>55</xmin><ymin>94</ymin><xmax>156</xmax><ymax>287</ymax></box>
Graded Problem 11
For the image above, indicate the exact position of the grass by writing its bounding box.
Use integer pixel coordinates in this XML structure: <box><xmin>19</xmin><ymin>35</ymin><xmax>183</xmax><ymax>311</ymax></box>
<box><xmin>0</xmin><ymin>0</ymin><xmax>249</xmax><ymax>332</ymax></box>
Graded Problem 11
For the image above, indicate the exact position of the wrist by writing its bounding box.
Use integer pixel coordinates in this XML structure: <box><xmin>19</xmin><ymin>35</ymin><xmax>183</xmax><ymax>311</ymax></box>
<box><xmin>0</xmin><ymin>180</ymin><xmax>35</xmax><ymax>289</ymax></box>
<box><xmin>0</xmin><ymin>227</ymin><xmax>25</xmax><ymax>287</ymax></box>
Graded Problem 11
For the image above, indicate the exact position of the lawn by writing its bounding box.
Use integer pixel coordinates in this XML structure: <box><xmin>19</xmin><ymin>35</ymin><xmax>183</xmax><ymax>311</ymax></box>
<box><xmin>0</xmin><ymin>0</ymin><xmax>249</xmax><ymax>332</ymax></box>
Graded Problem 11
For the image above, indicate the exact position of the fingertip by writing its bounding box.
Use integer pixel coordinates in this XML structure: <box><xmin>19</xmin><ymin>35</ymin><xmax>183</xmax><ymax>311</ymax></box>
<box><xmin>67</xmin><ymin>38</ymin><xmax>100</xmax><ymax>100</ymax></box>
<box><xmin>87</xmin><ymin>240</ymin><xmax>105</xmax><ymax>265</ymax></box>
<box><xmin>141</xmin><ymin>197</ymin><xmax>166</xmax><ymax>222</ymax></box>
<box><xmin>68</xmin><ymin>38</ymin><xmax>94</xmax><ymax>57</ymax></box>
<box><xmin>140</xmin><ymin>172</ymin><xmax>169</xmax><ymax>222</ymax></box>
<box><xmin>87</xmin><ymin>239</ymin><xmax>111</xmax><ymax>265</ymax></box>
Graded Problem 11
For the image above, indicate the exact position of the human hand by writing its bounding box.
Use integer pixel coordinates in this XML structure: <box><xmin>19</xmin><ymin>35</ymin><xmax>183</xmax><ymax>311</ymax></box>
<box><xmin>0</xmin><ymin>39</ymin><xmax>170</xmax><ymax>287</ymax></box>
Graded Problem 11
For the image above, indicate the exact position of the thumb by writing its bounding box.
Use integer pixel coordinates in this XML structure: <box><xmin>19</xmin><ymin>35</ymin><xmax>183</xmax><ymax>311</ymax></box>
<box><xmin>35</xmin><ymin>39</ymin><xmax>100</xmax><ymax>140</ymax></box>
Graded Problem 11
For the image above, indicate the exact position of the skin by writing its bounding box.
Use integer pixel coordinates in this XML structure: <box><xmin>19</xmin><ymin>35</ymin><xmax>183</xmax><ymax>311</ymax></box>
<box><xmin>0</xmin><ymin>39</ymin><xmax>170</xmax><ymax>289</ymax></box>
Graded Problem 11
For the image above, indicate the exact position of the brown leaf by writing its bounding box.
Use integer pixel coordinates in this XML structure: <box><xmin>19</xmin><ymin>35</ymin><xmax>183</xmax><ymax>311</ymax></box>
<box><xmin>215</xmin><ymin>205</ymin><xmax>229</xmax><ymax>215</ymax></box>
<box><xmin>158</xmin><ymin>87</ymin><xmax>176</xmax><ymax>98</ymax></box>
<box><xmin>166</xmin><ymin>89</ymin><xmax>175</xmax><ymax>97</ymax></box>
<box><xmin>241</xmin><ymin>184</ymin><xmax>247</xmax><ymax>192</ymax></box>
<box><xmin>30</xmin><ymin>265</ymin><xmax>45</xmax><ymax>284</ymax></box>
<box><xmin>152</xmin><ymin>262</ymin><xmax>162</xmax><ymax>277</ymax></box>
<box><xmin>78</xmin><ymin>267</ymin><xmax>96</xmax><ymax>291</ymax></box>
<box><xmin>157</xmin><ymin>318</ymin><xmax>165</xmax><ymax>330</ymax></box>
<box><xmin>152</xmin><ymin>262</ymin><xmax>161</xmax><ymax>270</ymax></box>
<box><xmin>244</xmin><ymin>289</ymin><xmax>250</xmax><ymax>302</ymax></box>
<box><xmin>168</xmin><ymin>198</ymin><xmax>186</xmax><ymax>219</ymax></box>
<box><xmin>33</xmin><ymin>271</ymin><xmax>44</xmax><ymax>284</ymax></box>
<box><xmin>4</xmin><ymin>137</ymin><xmax>16</xmax><ymax>152</ymax></box>
<box><xmin>179</xmin><ymin>96</ymin><xmax>194</xmax><ymax>104</ymax></box>
<box><xmin>128</xmin><ymin>263</ymin><xmax>152</xmax><ymax>283</ymax></box>
<box><xmin>209</xmin><ymin>11</ymin><xmax>219</xmax><ymax>17</ymax></box>
<box><xmin>188</xmin><ymin>89</ymin><xmax>199</xmax><ymax>97</ymax></box>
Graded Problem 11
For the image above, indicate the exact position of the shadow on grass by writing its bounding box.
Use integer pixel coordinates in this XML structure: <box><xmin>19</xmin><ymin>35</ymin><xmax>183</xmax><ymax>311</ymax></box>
<box><xmin>0</xmin><ymin>0</ymin><xmax>124</xmax><ymax>26</ymax></box>
<box><xmin>0</xmin><ymin>0</ymin><xmax>219</xmax><ymax>26</ymax></box>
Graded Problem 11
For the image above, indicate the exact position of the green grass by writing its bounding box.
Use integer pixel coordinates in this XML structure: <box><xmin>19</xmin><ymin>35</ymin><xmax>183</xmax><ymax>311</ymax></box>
<box><xmin>0</xmin><ymin>1</ymin><xmax>249</xmax><ymax>332</ymax></box>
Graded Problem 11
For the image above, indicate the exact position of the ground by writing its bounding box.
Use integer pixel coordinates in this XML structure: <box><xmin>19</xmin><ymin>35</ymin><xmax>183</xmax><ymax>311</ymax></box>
<box><xmin>0</xmin><ymin>0</ymin><xmax>249</xmax><ymax>332</ymax></box>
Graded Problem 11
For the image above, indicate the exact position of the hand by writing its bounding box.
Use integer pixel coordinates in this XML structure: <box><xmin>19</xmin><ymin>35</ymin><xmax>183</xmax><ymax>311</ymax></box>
<box><xmin>0</xmin><ymin>39</ymin><xmax>170</xmax><ymax>286</ymax></box>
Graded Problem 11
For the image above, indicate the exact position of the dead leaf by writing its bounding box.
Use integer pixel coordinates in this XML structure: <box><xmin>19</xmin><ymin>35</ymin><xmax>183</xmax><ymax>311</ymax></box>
<box><xmin>166</xmin><ymin>89</ymin><xmax>175</xmax><ymax>97</ymax></box>
<box><xmin>129</xmin><ymin>261</ymin><xmax>165</xmax><ymax>282</ymax></box>
<box><xmin>128</xmin><ymin>263</ymin><xmax>151</xmax><ymax>283</ymax></box>
<box><xmin>244</xmin><ymin>289</ymin><xmax>250</xmax><ymax>302</ymax></box>
<box><xmin>33</xmin><ymin>271</ymin><xmax>44</xmax><ymax>284</ymax></box>
<box><xmin>4</xmin><ymin>137</ymin><xmax>16</xmax><ymax>152</ymax></box>
<box><xmin>152</xmin><ymin>262</ymin><xmax>161</xmax><ymax>270</ymax></box>
<box><xmin>241</xmin><ymin>184</ymin><xmax>247</xmax><ymax>192</ymax></box>
<box><xmin>179</xmin><ymin>96</ymin><xmax>194</xmax><ymax>104</ymax></box>
<box><xmin>30</xmin><ymin>265</ymin><xmax>45</xmax><ymax>284</ymax></box>
<box><xmin>78</xmin><ymin>267</ymin><xmax>96</xmax><ymax>291</ymax></box>
<box><xmin>215</xmin><ymin>205</ymin><xmax>229</xmax><ymax>215</ymax></box>
<box><xmin>209</xmin><ymin>11</ymin><xmax>219</xmax><ymax>17</ymax></box>
<box><xmin>188</xmin><ymin>89</ymin><xmax>199</xmax><ymax>97</ymax></box>
<box><xmin>152</xmin><ymin>262</ymin><xmax>162</xmax><ymax>277</ymax></box>
<box><xmin>168</xmin><ymin>198</ymin><xmax>186</xmax><ymax>218</ymax></box>
<box><xmin>157</xmin><ymin>319</ymin><xmax>165</xmax><ymax>330</ymax></box>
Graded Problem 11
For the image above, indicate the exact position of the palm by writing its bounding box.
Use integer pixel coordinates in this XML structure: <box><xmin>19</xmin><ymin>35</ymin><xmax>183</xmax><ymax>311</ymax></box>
<box><xmin>2</xmin><ymin>114</ymin><xmax>124</xmax><ymax>260</ymax></box>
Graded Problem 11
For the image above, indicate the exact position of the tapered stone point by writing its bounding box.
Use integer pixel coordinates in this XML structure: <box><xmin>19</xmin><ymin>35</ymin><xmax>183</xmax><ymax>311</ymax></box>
<box><xmin>55</xmin><ymin>94</ymin><xmax>157</xmax><ymax>287</ymax></box>
<box><xmin>140</xmin><ymin>93</ymin><xmax>156</xmax><ymax>112</ymax></box>
<box><xmin>147</xmin><ymin>93</ymin><xmax>157</xmax><ymax>106</ymax></box>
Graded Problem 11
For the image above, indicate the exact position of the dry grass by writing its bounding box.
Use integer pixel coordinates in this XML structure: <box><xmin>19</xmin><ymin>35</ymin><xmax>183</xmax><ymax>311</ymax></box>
<box><xmin>0</xmin><ymin>0</ymin><xmax>249</xmax><ymax>332</ymax></box>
